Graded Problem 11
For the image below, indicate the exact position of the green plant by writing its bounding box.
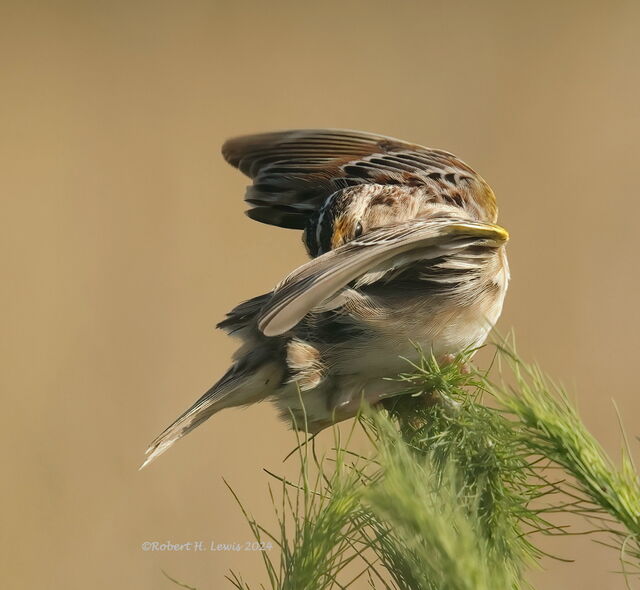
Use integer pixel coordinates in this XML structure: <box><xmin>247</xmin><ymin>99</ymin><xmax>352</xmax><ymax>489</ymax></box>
<box><xmin>171</xmin><ymin>342</ymin><xmax>640</xmax><ymax>589</ymax></box>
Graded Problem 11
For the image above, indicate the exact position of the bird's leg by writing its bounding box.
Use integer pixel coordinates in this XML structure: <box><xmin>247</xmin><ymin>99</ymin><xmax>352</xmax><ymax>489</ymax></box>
<box><xmin>411</xmin><ymin>352</ymin><xmax>469</xmax><ymax>413</ymax></box>
<box><xmin>440</xmin><ymin>353</ymin><xmax>472</xmax><ymax>374</ymax></box>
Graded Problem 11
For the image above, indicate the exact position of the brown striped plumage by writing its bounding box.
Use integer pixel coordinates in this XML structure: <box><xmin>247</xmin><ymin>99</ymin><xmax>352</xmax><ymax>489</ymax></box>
<box><xmin>141</xmin><ymin>129</ymin><xmax>509</xmax><ymax>468</ymax></box>
<box><xmin>222</xmin><ymin>129</ymin><xmax>498</xmax><ymax>244</ymax></box>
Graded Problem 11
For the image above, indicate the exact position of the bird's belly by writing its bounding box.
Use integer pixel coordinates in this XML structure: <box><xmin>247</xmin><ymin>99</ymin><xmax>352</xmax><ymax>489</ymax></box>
<box><xmin>336</xmin><ymin>288</ymin><xmax>506</xmax><ymax>377</ymax></box>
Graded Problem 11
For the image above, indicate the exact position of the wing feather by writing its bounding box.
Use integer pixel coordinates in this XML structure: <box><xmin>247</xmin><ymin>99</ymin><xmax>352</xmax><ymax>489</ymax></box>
<box><xmin>258</xmin><ymin>218</ymin><xmax>508</xmax><ymax>336</ymax></box>
<box><xmin>222</xmin><ymin>129</ymin><xmax>497</xmax><ymax>229</ymax></box>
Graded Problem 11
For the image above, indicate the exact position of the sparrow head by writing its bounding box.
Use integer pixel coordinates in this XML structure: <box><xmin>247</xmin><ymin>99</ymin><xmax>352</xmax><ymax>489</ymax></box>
<box><xmin>303</xmin><ymin>185</ymin><xmax>381</xmax><ymax>256</ymax></box>
<box><xmin>303</xmin><ymin>184</ymin><xmax>470</xmax><ymax>256</ymax></box>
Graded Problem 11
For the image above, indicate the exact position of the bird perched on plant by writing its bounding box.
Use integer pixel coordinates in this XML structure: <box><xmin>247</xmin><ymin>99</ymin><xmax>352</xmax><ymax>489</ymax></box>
<box><xmin>141</xmin><ymin>129</ymin><xmax>509</xmax><ymax>468</ymax></box>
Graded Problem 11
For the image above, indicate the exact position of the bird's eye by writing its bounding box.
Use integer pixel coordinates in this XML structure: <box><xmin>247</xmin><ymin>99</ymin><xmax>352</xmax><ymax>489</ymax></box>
<box><xmin>354</xmin><ymin>222</ymin><xmax>364</xmax><ymax>238</ymax></box>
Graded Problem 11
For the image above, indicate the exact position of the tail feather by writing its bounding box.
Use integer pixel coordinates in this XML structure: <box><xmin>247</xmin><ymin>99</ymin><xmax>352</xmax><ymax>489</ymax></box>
<box><xmin>140</xmin><ymin>366</ymin><xmax>242</xmax><ymax>469</ymax></box>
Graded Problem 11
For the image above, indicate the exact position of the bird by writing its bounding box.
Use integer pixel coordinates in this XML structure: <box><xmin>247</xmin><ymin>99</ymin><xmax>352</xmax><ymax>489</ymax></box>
<box><xmin>141</xmin><ymin>129</ymin><xmax>510</xmax><ymax>468</ymax></box>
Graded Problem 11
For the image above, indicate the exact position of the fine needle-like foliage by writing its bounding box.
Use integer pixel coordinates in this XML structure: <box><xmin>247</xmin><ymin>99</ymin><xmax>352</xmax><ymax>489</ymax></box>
<box><xmin>169</xmin><ymin>342</ymin><xmax>640</xmax><ymax>590</ymax></box>
<box><xmin>491</xmin><ymin>343</ymin><xmax>640</xmax><ymax>576</ymax></box>
<box><xmin>225</xmin><ymin>416</ymin><xmax>375</xmax><ymax>590</ymax></box>
<box><xmin>361</xmin><ymin>416</ymin><xmax>522</xmax><ymax>590</ymax></box>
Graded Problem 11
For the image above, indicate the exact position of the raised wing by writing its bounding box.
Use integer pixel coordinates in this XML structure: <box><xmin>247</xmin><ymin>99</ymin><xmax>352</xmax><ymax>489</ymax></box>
<box><xmin>222</xmin><ymin>129</ymin><xmax>497</xmax><ymax>230</ymax></box>
<box><xmin>258</xmin><ymin>218</ymin><xmax>508</xmax><ymax>337</ymax></box>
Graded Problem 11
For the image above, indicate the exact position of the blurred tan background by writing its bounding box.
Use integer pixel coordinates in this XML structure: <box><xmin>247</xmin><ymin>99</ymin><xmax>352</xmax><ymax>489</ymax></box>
<box><xmin>1</xmin><ymin>0</ymin><xmax>639</xmax><ymax>588</ymax></box>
